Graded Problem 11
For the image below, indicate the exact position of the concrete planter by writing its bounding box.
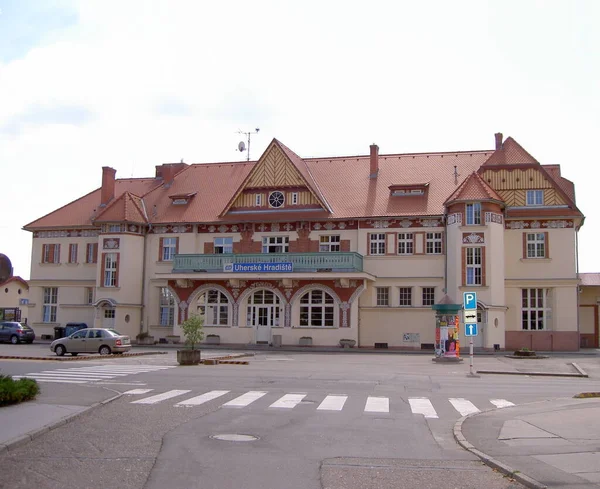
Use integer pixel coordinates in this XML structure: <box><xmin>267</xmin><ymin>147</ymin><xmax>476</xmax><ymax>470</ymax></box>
<box><xmin>299</xmin><ymin>337</ymin><xmax>312</xmax><ymax>346</ymax></box>
<box><xmin>136</xmin><ymin>336</ymin><xmax>155</xmax><ymax>345</ymax></box>
<box><xmin>206</xmin><ymin>335</ymin><xmax>220</xmax><ymax>345</ymax></box>
<box><xmin>177</xmin><ymin>349</ymin><xmax>201</xmax><ymax>365</ymax></box>
<box><xmin>339</xmin><ymin>339</ymin><xmax>356</xmax><ymax>348</ymax></box>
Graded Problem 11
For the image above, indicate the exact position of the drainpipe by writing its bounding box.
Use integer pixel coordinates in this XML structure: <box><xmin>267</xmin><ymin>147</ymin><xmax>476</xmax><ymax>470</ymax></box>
<box><xmin>140</xmin><ymin>200</ymin><xmax>151</xmax><ymax>335</ymax></box>
<box><xmin>443</xmin><ymin>213</ymin><xmax>448</xmax><ymax>294</ymax></box>
<box><xmin>576</xmin><ymin>227</ymin><xmax>581</xmax><ymax>350</ymax></box>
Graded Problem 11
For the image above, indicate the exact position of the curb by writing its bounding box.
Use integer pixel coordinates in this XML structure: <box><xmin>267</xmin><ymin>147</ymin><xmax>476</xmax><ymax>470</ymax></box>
<box><xmin>0</xmin><ymin>352</ymin><xmax>168</xmax><ymax>361</ymax></box>
<box><xmin>453</xmin><ymin>412</ymin><xmax>547</xmax><ymax>489</ymax></box>
<box><xmin>476</xmin><ymin>369</ymin><xmax>587</xmax><ymax>378</ymax></box>
<box><xmin>570</xmin><ymin>362</ymin><xmax>589</xmax><ymax>377</ymax></box>
<box><xmin>217</xmin><ymin>360</ymin><xmax>249</xmax><ymax>365</ymax></box>
<box><xmin>0</xmin><ymin>392</ymin><xmax>123</xmax><ymax>455</ymax></box>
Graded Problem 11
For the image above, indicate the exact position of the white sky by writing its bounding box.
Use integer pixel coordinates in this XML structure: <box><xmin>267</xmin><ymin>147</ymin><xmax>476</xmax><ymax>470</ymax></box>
<box><xmin>1</xmin><ymin>0</ymin><xmax>599</xmax><ymax>279</ymax></box>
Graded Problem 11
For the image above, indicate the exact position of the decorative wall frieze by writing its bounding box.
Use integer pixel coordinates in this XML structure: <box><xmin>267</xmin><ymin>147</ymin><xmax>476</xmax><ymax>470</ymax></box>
<box><xmin>149</xmin><ymin>224</ymin><xmax>193</xmax><ymax>234</ymax></box>
<box><xmin>103</xmin><ymin>238</ymin><xmax>120</xmax><ymax>249</ymax></box>
<box><xmin>34</xmin><ymin>229</ymin><xmax>100</xmax><ymax>238</ymax></box>
<box><xmin>505</xmin><ymin>219</ymin><xmax>574</xmax><ymax>230</ymax></box>
<box><xmin>462</xmin><ymin>232</ymin><xmax>485</xmax><ymax>244</ymax></box>
<box><xmin>362</xmin><ymin>218</ymin><xmax>443</xmax><ymax>229</ymax></box>
<box><xmin>312</xmin><ymin>221</ymin><xmax>358</xmax><ymax>231</ymax></box>
<box><xmin>485</xmin><ymin>212</ymin><xmax>503</xmax><ymax>224</ymax></box>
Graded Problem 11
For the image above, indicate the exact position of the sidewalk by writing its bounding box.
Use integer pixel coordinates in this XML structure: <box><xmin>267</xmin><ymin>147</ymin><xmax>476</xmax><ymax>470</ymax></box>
<box><xmin>456</xmin><ymin>397</ymin><xmax>600</xmax><ymax>489</ymax></box>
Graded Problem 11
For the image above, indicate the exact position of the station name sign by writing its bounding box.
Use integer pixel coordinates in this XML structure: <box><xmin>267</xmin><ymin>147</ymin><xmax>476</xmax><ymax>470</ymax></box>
<box><xmin>223</xmin><ymin>262</ymin><xmax>293</xmax><ymax>273</ymax></box>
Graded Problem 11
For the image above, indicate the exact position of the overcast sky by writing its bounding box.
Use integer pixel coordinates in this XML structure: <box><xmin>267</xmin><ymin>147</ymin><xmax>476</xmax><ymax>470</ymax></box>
<box><xmin>1</xmin><ymin>0</ymin><xmax>598</xmax><ymax>279</ymax></box>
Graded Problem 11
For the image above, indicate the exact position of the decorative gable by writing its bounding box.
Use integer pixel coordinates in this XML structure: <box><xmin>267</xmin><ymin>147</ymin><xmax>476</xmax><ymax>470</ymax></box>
<box><xmin>245</xmin><ymin>144</ymin><xmax>305</xmax><ymax>188</ymax></box>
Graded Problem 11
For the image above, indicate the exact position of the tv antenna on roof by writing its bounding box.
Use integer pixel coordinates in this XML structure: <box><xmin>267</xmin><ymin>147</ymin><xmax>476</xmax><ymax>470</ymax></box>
<box><xmin>237</xmin><ymin>128</ymin><xmax>260</xmax><ymax>161</ymax></box>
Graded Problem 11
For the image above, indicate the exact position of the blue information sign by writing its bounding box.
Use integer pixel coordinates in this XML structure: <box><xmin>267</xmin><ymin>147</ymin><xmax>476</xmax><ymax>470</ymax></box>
<box><xmin>463</xmin><ymin>292</ymin><xmax>477</xmax><ymax>310</ymax></box>
<box><xmin>465</xmin><ymin>323</ymin><xmax>478</xmax><ymax>336</ymax></box>
<box><xmin>223</xmin><ymin>262</ymin><xmax>293</xmax><ymax>273</ymax></box>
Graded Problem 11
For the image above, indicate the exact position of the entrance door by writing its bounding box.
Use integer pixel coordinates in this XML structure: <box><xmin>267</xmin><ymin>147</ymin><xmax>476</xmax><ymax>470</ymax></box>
<box><xmin>256</xmin><ymin>306</ymin><xmax>271</xmax><ymax>343</ymax></box>
<box><xmin>474</xmin><ymin>308</ymin><xmax>484</xmax><ymax>349</ymax></box>
<box><xmin>103</xmin><ymin>308</ymin><xmax>116</xmax><ymax>330</ymax></box>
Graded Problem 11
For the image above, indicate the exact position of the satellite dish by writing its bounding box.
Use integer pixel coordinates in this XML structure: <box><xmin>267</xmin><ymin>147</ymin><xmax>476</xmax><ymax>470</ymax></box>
<box><xmin>238</xmin><ymin>141</ymin><xmax>246</xmax><ymax>152</ymax></box>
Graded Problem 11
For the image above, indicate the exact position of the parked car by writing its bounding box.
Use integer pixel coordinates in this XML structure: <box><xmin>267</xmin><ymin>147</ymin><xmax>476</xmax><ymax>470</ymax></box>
<box><xmin>0</xmin><ymin>322</ymin><xmax>35</xmax><ymax>344</ymax></box>
<box><xmin>50</xmin><ymin>328</ymin><xmax>131</xmax><ymax>356</ymax></box>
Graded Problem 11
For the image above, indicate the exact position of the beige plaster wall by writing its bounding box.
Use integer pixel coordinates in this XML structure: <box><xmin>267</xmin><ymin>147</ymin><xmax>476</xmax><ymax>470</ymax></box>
<box><xmin>31</xmin><ymin>237</ymin><xmax>99</xmax><ymax>281</ymax></box>
<box><xmin>359</xmin><ymin>308</ymin><xmax>434</xmax><ymax>347</ymax></box>
<box><xmin>0</xmin><ymin>281</ymin><xmax>29</xmax><ymax>323</ymax></box>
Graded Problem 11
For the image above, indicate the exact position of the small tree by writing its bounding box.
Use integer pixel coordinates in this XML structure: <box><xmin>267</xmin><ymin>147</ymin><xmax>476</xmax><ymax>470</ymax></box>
<box><xmin>180</xmin><ymin>314</ymin><xmax>205</xmax><ymax>350</ymax></box>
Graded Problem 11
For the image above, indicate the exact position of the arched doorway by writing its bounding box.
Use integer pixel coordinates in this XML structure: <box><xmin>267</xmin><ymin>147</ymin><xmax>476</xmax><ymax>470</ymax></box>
<box><xmin>94</xmin><ymin>299</ymin><xmax>116</xmax><ymax>330</ymax></box>
<box><xmin>246</xmin><ymin>289</ymin><xmax>282</xmax><ymax>344</ymax></box>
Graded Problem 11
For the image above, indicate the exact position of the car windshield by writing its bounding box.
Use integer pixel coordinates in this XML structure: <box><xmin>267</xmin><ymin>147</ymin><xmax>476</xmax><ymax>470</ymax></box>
<box><xmin>105</xmin><ymin>329</ymin><xmax>122</xmax><ymax>337</ymax></box>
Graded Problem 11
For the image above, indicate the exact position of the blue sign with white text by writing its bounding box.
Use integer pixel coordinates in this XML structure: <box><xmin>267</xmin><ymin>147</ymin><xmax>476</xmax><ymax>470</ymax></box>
<box><xmin>465</xmin><ymin>323</ymin><xmax>478</xmax><ymax>336</ymax></box>
<box><xmin>463</xmin><ymin>292</ymin><xmax>477</xmax><ymax>310</ymax></box>
<box><xmin>223</xmin><ymin>262</ymin><xmax>293</xmax><ymax>273</ymax></box>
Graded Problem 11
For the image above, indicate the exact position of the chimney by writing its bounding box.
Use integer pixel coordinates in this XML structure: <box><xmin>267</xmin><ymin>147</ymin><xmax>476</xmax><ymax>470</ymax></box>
<box><xmin>494</xmin><ymin>132</ymin><xmax>503</xmax><ymax>150</ymax></box>
<box><xmin>101</xmin><ymin>167</ymin><xmax>116</xmax><ymax>206</ymax></box>
<box><xmin>369</xmin><ymin>144</ymin><xmax>379</xmax><ymax>178</ymax></box>
<box><xmin>159</xmin><ymin>163</ymin><xmax>188</xmax><ymax>187</ymax></box>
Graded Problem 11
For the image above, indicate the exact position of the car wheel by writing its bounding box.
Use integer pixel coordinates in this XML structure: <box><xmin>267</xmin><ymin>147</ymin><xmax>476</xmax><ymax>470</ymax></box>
<box><xmin>71</xmin><ymin>352</ymin><xmax>78</xmax><ymax>356</ymax></box>
<box><xmin>99</xmin><ymin>345</ymin><xmax>112</xmax><ymax>355</ymax></box>
<box><xmin>10</xmin><ymin>335</ymin><xmax>19</xmax><ymax>345</ymax></box>
<box><xmin>55</xmin><ymin>344</ymin><xmax>66</xmax><ymax>356</ymax></box>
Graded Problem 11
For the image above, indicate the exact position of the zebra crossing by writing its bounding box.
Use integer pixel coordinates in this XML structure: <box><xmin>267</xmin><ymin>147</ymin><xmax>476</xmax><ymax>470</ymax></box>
<box><xmin>123</xmin><ymin>388</ymin><xmax>516</xmax><ymax>418</ymax></box>
<box><xmin>13</xmin><ymin>365</ymin><xmax>176</xmax><ymax>384</ymax></box>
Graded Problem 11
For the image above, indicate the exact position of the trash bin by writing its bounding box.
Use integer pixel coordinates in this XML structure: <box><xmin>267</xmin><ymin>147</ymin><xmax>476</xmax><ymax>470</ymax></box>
<box><xmin>65</xmin><ymin>323</ymin><xmax>87</xmax><ymax>337</ymax></box>
<box><xmin>54</xmin><ymin>326</ymin><xmax>66</xmax><ymax>340</ymax></box>
<box><xmin>272</xmin><ymin>334</ymin><xmax>282</xmax><ymax>347</ymax></box>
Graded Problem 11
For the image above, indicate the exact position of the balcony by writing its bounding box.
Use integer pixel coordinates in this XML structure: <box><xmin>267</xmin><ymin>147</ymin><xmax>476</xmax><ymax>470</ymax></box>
<box><xmin>172</xmin><ymin>252</ymin><xmax>363</xmax><ymax>273</ymax></box>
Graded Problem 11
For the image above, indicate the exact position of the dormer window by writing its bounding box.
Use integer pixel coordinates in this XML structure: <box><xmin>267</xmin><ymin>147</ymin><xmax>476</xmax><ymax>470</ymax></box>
<box><xmin>389</xmin><ymin>183</ymin><xmax>428</xmax><ymax>197</ymax></box>
<box><xmin>268</xmin><ymin>191</ymin><xmax>285</xmax><ymax>208</ymax></box>
<box><xmin>466</xmin><ymin>203</ymin><xmax>481</xmax><ymax>225</ymax></box>
<box><xmin>169</xmin><ymin>192</ymin><xmax>196</xmax><ymax>205</ymax></box>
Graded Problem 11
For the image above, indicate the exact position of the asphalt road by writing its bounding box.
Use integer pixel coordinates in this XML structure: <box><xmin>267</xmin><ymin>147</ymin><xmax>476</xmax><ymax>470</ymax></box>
<box><xmin>1</xmin><ymin>347</ymin><xmax>600</xmax><ymax>489</ymax></box>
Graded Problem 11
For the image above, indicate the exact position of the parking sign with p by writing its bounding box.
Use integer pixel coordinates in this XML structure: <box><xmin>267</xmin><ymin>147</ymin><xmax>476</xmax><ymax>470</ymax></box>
<box><xmin>463</xmin><ymin>292</ymin><xmax>477</xmax><ymax>310</ymax></box>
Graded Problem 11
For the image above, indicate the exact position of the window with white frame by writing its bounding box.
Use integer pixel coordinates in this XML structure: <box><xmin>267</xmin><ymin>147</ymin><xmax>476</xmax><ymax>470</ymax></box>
<box><xmin>197</xmin><ymin>290</ymin><xmax>229</xmax><ymax>326</ymax></box>
<box><xmin>291</xmin><ymin>192</ymin><xmax>298</xmax><ymax>205</ymax></box>
<box><xmin>86</xmin><ymin>287</ymin><xmax>94</xmax><ymax>305</ymax></box>
<box><xmin>376</xmin><ymin>287</ymin><xmax>390</xmax><ymax>306</ymax></box>
<box><xmin>397</xmin><ymin>233</ymin><xmax>413</xmax><ymax>255</ymax></box>
<box><xmin>86</xmin><ymin>243</ymin><xmax>98</xmax><ymax>263</ymax></box>
<box><xmin>68</xmin><ymin>244</ymin><xmax>78</xmax><ymax>264</ymax></box>
<box><xmin>262</xmin><ymin>236</ymin><xmax>289</xmax><ymax>253</ymax></box>
<box><xmin>161</xmin><ymin>237</ymin><xmax>178</xmax><ymax>261</ymax></box>
<box><xmin>369</xmin><ymin>233</ymin><xmax>386</xmax><ymax>255</ymax></box>
<box><xmin>299</xmin><ymin>289</ymin><xmax>335</xmax><ymax>327</ymax></box>
<box><xmin>466</xmin><ymin>203</ymin><xmax>482</xmax><ymax>225</ymax></box>
<box><xmin>42</xmin><ymin>244</ymin><xmax>60</xmax><ymax>264</ymax></box>
<box><xmin>465</xmin><ymin>247</ymin><xmax>482</xmax><ymax>285</ymax></box>
<box><xmin>399</xmin><ymin>287</ymin><xmax>412</xmax><ymax>306</ymax></box>
<box><xmin>422</xmin><ymin>287</ymin><xmax>435</xmax><ymax>306</ymax></box>
<box><xmin>214</xmin><ymin>237</ymin><xmax>233</xmax><ymax>254</ymax></box>
<box><xmin>103</xmin><ymin>253</ymin><xmax>118</xmax><ymax>287</ymax></box>
<box><xmin>159</xmin><ymin>288</ymin><xmax>176</xmax><ymax>326</ymax></box>
<box><xmin>526</xmin><ymin>233</ymin><xmax>546</xmax><ymax>258</ymax></box>
<box><xmin>255</xmin><ymin>194</ymin><xmax>262</xmax><ymax>206</ymax></box>
<box><xmin>42</xmin><ymin>287</ymin><xmax>58</xmax><ymax>322</ymax></box>
<box><xmin>108</xmin><ymin>224</ymin><xmax>122</xmax><ymax>233</ymax></box>
<box><xmin>319</xmin><ymin>235</ymin><xmax>340</xmax><ymax>252</ymax></box>
<box><xmin>522</xmin><ymin>288</ymin><xmax>550</xmax><ymax>330</ymax></box>
<box><xmin>526</xmin><ymin>190</ymin><xmax>544</xmax><ymax>206</ymax></box>
<box><xmin>426</xmin><ymin>232</ymin><xmax>443</xmax><ymax>254</ymax></box>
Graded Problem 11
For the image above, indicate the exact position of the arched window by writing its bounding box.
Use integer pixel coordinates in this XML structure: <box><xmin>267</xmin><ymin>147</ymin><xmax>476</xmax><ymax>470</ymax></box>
<box><xmin>159</xmin><ymin>288</ymin><xmax>175</xmax><ymax>326</ymax></box>
<box><xmin>300</xmin><ymin>290</ymin><xmax>335</xmax><ymax>327</ymax></box>
<box><xmin>197</xmin><ymin>290</ymin><xmax>230</xmax><ymax>326</ymax></box>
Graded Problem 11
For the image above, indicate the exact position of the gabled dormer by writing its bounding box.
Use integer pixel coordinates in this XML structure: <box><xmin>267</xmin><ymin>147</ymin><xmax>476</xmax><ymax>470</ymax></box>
<box><xmin>220</xmin><ymin>139</ymin><xmax>332</xmax><ymax>216</ymax></box>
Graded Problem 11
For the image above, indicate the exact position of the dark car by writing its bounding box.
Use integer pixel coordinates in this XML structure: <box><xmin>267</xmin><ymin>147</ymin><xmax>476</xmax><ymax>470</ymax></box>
<box><xmin>0</xmin><ymin>322</ymin><xmax>36</xmax><ymax>344</ymax></box>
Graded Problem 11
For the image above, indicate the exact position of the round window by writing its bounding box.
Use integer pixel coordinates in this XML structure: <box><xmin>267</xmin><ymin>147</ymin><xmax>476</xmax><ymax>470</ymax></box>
<box><xmin>268</xmin><ymin>191</ymin><xmax>285</xmax><ymax>208</ymax></box>
<box><xmin>125</xmin><ymin>314</ymin><xmax>130</xmax><ymax>323</ymax></box>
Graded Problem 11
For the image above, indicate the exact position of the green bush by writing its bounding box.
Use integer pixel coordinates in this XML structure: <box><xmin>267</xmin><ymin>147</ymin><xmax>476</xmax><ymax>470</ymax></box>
<box><xmin>0</xmin><ymin>374</ymin><xmax>40</xmax><ymax>406</ymax></box>
<box><xmin>180</xmin><ymin>314</ymin><xmax>205</xmax><ymax>350</ymax></box>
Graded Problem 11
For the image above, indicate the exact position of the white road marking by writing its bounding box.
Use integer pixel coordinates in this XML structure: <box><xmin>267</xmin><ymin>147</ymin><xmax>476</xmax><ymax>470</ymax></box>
<box><xmin>364</xmin><ymin>396</ymin><xmax>389</xmax><ymax>413</ymax></box>
<box><xmin>490</xmin><ymin>399</ymin><xmax>515</xmax><ymax>408</ymax></box>
<box><xmin>131</xmin><ymin>390</ymin><xmax>191</xmax><ymax>404</ymax></box>
<box><xmin>176</xmin><ymin>390</ymin><xmax>230</xmax><ymax>407</ymax></box>
<box><xmin>223</xmin><ymin>391</ymin><xmax>267</xmax><ymax>407</ymax></box>
<box><xmin>409</xmin><ymin>397</ymin><xmax>439</xmax><ymax>418</ymax></box>
<box><xmin>13</xmin><ymin>377</ymin><xmax>88</xmax><ymax>384</ymax></box>
<box><xmin>269</xmin><ymin>393</ymin><xmax>306</xmax><ymax>409</ymax></box>
<box><xmin>123</xmin><ymin>389</ymin><xmax>154</xmax><ymax>395</ymax></box>
<box><xmin>449</xmin><ymin>398</ymin><xmax>480</xmax><ymax>416</ymax></box>
<box><xmin>317</xmin><ymin>395</ymin><xmax>348</xmax><ymax>411</ymax></box>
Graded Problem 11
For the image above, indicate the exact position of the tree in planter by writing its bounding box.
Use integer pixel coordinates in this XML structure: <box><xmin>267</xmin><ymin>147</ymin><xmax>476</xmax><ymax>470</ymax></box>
<box><xmin>177</xmin><ymin>315</ymin><xmax>205</xmax><ymax>365</ymax></box>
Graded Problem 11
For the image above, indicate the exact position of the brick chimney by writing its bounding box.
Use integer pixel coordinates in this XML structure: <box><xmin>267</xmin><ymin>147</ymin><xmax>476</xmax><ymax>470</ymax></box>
<box><xmin>494</xmin><ymin>132</ymin><xmax>503</xmax><ymax>150</ymax></box>
<box><xmin>158</xmin><ymin>162</ymin><xmax>187</xmax><ymax>186</ymax></box>
<box><xmin>100</xmin><ymin>167</ymin><xmax>116</xmax><ymax>206</ymax></box>
<box><xmin>369</xmin><ymin>144</ymin><xmax>379</xmax><ymax>178</ymax></box>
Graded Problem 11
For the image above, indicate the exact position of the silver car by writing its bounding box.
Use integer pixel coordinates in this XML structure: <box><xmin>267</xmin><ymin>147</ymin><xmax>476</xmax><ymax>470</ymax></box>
<box><xmin>50</xmin><ymin>328</ymin><xmax>131</xmax><ymax>356</ymax></box>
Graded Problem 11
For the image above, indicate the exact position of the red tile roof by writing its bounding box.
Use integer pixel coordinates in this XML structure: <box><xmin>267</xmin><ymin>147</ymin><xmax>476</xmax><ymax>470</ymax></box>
<box><xmin>444</xmin><ymin>171</ymin><xmax>504</xmax><ymax>205</ymax></box>
<box><xmin>580</xmin><ymin>273</ymin><xmax>600</xmax><ymax>286</ymax></box>
<box><xmin>481</xmin><ymin>137</ymin><xmax>539</xmax><ymax>166</ymax></box>
<box><xmin>0</xmin><ymin>276</ymin><xmax>28</xmax><ymax>289</ymax></box>
<box><xmin>94</xmin><ymin>192</ymin><xmax>148</xmax><ymax>224</ymax></box>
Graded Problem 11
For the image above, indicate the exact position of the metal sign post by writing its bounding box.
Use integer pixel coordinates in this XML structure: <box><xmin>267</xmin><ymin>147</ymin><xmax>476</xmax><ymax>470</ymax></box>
<box><xmin>463</xmin><ymin>292</ymin><xmax>479</xmax><ymax>378</ymax></box>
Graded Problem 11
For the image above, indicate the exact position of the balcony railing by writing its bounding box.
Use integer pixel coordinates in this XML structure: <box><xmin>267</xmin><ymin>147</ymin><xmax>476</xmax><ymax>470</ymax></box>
<box><xmin>172</xmin><ymin>252</ymin><xmax>363</xmax><ymax>273</ymax></box>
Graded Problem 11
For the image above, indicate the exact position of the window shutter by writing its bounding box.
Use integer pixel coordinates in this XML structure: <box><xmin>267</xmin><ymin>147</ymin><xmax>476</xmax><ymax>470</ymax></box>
<box><xmin>175</xmin><ymin>237</ymin><xmax>179</xmax><ymax>255</ymax></box>
<box><xmin>115</xmin><ymin>253</ymin><xmax>120</xmax><ymax>287</ymax></box>
<box><xmin>522</xmin><ymin>232</ymin><xmax>527</xmax><ymax>259</ymax></box>
<box><xmin>158</xmin><ymin>238</ymin><xmax>164</xmax><ymax>261</ymax></box>
<box><xmin>93</xmin><ymin>243</ymin><xmax>98</xmax><ymax>263</ymax></box>
<box><xmin>42</xmin><ymin>244</ymin><xmax>47</xmax><ymax>263</ymax></box>
<box><xmin>544</xmin><ymin>232</ymin><xmax>549</xmax><ymax>258</ymax></box>
<box><xmin>86</xmin><ymin>243</ymin><xmax>92</xmax><ymax>263</ymax></box>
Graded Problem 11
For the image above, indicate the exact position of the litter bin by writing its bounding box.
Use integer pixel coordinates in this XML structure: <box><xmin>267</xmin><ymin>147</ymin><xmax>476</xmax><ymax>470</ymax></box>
<box><xmin>272</xmin><ymin>334</ymin><xmax>282</xmax><ymax>347</ymax></box>
<box><xmin>54</xmin><ymin>326</ymin><xmax>66</xmax><ymax>340</ymax></box>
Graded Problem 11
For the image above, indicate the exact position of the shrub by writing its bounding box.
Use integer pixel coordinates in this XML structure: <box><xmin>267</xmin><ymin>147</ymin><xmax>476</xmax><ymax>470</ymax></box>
<box><xmin>0</xmin><ymin>374</ymin><xmax>40</xmax><ymax>406</ymax></box>
<box><xmin>180</xmin><ymin>314</ymin><xmax>205</xmax><ymax>350</ymax></box>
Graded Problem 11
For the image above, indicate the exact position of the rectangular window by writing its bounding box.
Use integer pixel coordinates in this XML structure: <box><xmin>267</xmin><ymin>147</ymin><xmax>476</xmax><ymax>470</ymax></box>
<box><xmin>422</xmin><ymin>287</ymin><xmax>435</xmax><ymax>306</ymax></box>
<box><xmin>526</xmin><ymin>190</ymin><xmax>544</xmax><ymax>206</ymax></box>
<box><xmin>319</xmin><ymin>235</ymin><xmax>341</xmax><ymax>252</ymax></box>
<box><xmin>86</xmin><ymin>243</ymin><xmax>98</xmax><ymax>263</ymax></box>
<box><xmin>397</xmin><ymin>233</ymin><xmax>414</xmax><ymax>255</ymax></box>
<box><xmin>68</xmin><ymin>244</ymin><xmax>78</xmax><ymax>264</ymax></box>
<box><xmin>160</xmin><ymin>237</ymin><xmax>178</xmax><ymax>261</ymax></box>
<box><xmin>291</xmin><ymin>192</ymin><xmax>298</xmax><ymax>205</ymax></box>
<box><xmin>42</xmin><ymin>287</ymin><xmax>58</xmax><ymax>323</ymax></box>
<box><xmin>466</xmin><ymin>203</ymin><xmax>482</xmax><ymax>225</ymax></box>
<box><xmin>85</xmin><ymin>287</ymin><xmax>94</xmax><ymax>305</ymax></box>
<box><xmin>426</xmin><ymin>232</ymin><xmax>443</xmax><ymax>254</ymax></box>
<box><xmin>262</xmin><ymin>236</ymin><xmax>289</xmax><ymax>253</ymax></box>
<box><xmin>526</xmin><ymin>233</ymin><xmax>546</xmax><ymax>258</ymax></box>
<box><xmin>159</xmin><ymin>288</ymin><xmax>175</xmax><ymax>327</ymax></box>
<box><xmin>103</xmin><ymin>253</ymin><xmax>118</xmax><ymax>287</ymax></box>
<box><xmin>376</xmin><ymin>287</ymin><xmax>389</xmax><ymax>306</ymax></box>
<box><xmin>399</xmin><ymin>287</ymin><xmax>412</xmax><ymax>306</ymax></box>
<box><xmin>255</xmin><ymin>194</ymin><xmax>262</xmax><ymax>206</ymax></box>
<box><xmin>369</xmin><ymin>233</ymin><xmax>386</xmax><ymax>255</ymax></box>
<box><xmin>522</xmin><ymin>288</ymin><xmax>550</xmax><ymax>330</ymax></box>
<box><xmin>108</xmin><ymin>224</ymin><xmax>122</xmax><ymax>233</ymax></box>
<box><xmin>214</xmin><ymin>237</ymin><xmax>233</xmax><ymax>254</ymax></box>
<box><xmin>42</xmin><ymin>244</ymin><xmax>61</xmax><ymax>264</ymax></box>
<box><xmin>465</xmin><ymin>247</ymin><xmax>482</xmax><ymax>285</ymax></box>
